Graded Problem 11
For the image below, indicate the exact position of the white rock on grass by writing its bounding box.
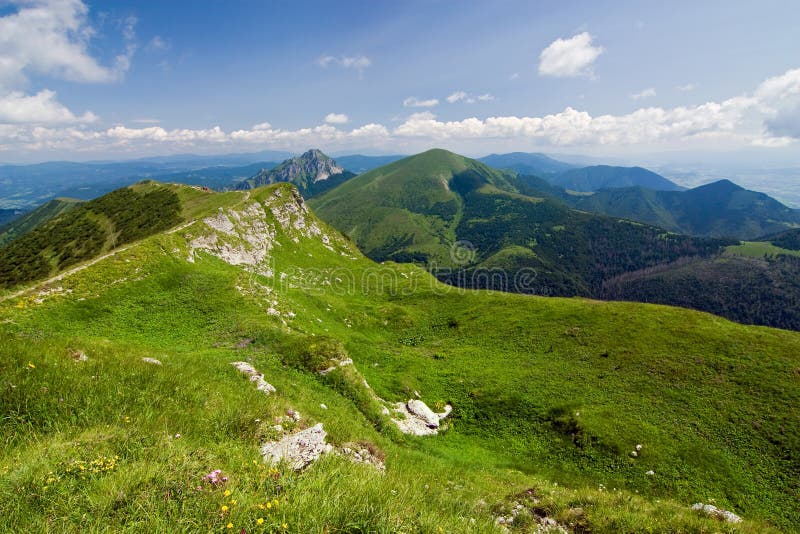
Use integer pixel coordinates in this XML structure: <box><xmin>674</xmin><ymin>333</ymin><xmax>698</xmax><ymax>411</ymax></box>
<box><xmin>141</xmin><ymin>357</ymin><xmax>162</xmax><ymax>365</ymax></box>
<box><xmin>260</xmin><ymin>423</ymin><xmax>333</xmax><ymax>470</ymax></box>
<box><xmin>230</xmin><ymin>361</ymin><xmax>276</xmax><ymax>394</ymax></box>
<box><xmin>691</xmin><ymin>503</ymin><xmax>743</xmax><ymax>523</ymax></box>
<box><xmin>392</xmin><ymin>399</ymin><xmax>453</xmax><ymax>436</ymax></box>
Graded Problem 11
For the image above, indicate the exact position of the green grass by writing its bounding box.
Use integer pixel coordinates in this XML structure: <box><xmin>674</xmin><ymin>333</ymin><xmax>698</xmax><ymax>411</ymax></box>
<box><xmin>724</xmin><ymin>241</ymin><xmax>800</xmax><ymax>258</ymax></box>
<box><xmin>0</xmin><ymin>182</ymin><xmax>797</xmax><ymax>532</ymax></box>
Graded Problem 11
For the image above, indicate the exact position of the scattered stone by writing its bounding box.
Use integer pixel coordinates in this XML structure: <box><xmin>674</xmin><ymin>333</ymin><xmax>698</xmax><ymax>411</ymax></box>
<box><xmin>339</xmin><ymin>442</ymin><xmax>385</xmax><ymax>471</ymax></box>
<box><xmin>230</xmin><ymin>361</ymin><xmax>276</xmax><ymax>394</ymax></box>
<box><xmin>319</xmin><ymin>403</ymin><xmax>327</xmax><ymax>410</ymax></box>
<box><xmin>260</xmin><ymin>423</ymin><xmax>333</xmax><ymax>470</ymax></box>
<box><xmin>635</xmin><ymin>444</ymin><xmax>643</xmax><ymax>451</ymax></box>
<box><xmin>319</xmin><ymin>357</ymin><xmax>353</xmax><ymax>375</ymax></box>
<box><xmin>691</xmin><ymin>503</ymin><xmax>742</xmax><ymax>523</ymax></box>
<box><xmin>646</xmin><ymin>470</ymin><xmax>655</xmax><ymax>476</ymax></box>
<box><xmin>630</xmin><ymin>450</ymin><xmax>638</xmax><ymax>457</ymax></box>
<box><xmin>141</xmin><ymin>357</ymin><xmax>162</xmax><ymax>365</ymax></box>
<box><xmin>69</xmin><ymin>349</ymin><xmax>88</xmax><ymax>362</ymax></box>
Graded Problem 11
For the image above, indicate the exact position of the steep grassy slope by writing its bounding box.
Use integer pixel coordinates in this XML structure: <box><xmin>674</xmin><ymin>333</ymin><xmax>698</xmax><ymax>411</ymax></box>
<box><xmin>312</xmin><ymin>149</ymin><xmax>728</xmax><ymax>297</ymax></box>
<box><xmin>0</xmin><ymin>182</ymin><xmax>798</xmax><ymax>532</ymax></box>
<box><xmin>0</xmin><ymin>197</ymin><xmax>84</xmax><ymax>246</ymax></box>
<box><xmin>562</xmin><ymin>180</ymin><xmax>800</xmax><ymax>239</ymax></box>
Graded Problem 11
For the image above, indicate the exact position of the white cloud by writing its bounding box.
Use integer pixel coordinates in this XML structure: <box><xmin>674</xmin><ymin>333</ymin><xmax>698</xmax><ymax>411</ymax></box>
<box><xmin>3</xmin><ymin>68</ymin><xmax>800</xmax><ymax>158</ymax></box>
<box><xmin>446</xmin><ymin>91</ymin><xmax>494</xmax><ymax>104</ymax></box>
<box><xmin>324</xmin><ymin>113</ymin><xmax>349</xmax><ymax>124</ymax></box>
<box><xmin>446</xmin><ymin>91</ymin><xmax>467</xmax><ymax>103</ymax></box>
<box><xmin>145</xmin><ymin>36</ymin><xmax>170</xmax><ymax>53</ymax></box>
<box><xmin>403</xmin><ymin>96</ymin><xmax>439</xmax><ymax>108</ymax></box>
<box><xmin>538</xmin><ymin>32</ymin><xmax>604</xmax><ymax>78</ymax></box>
<box><xmin>677</xmin><ymin>83</ymin><xmax>696</xmax><ymax>92</ymax></box>
<box><xmin>131</xmin><ymin>118</ymin><xmax>160</xmax><ymax>124</ymax></box>
<box><xmin>631</xmin><ymin>87</ymin><xmax>656</xmax><ymax>100</ymax></box>
<box><xmin>0</xmin><ymin>0</ymin><xmax>135</xmax><ymax>90</ymax></box>
<box><xmin>316</xmin><ymin>54</ymin><xmax>371</xmax><ymax>73</ymax></box>
<box><xmin>509</xmin><ymin>72</ymin><xmax>520</xmax><ymax>80</ymax></box>
<box><xmin>0</xmin><ymin>90</ymin><xmax>97</xmax><ymax>124</ymax></box>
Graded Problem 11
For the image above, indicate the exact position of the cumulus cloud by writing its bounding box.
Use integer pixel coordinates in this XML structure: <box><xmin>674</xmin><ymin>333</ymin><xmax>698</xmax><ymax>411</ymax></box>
<box><xmin>403</xmin><ymin>96</ymin><xmax>439</xmax><ymax>108</ymax></box>
<box><xmin>324</xmin><ymin>113</ymin><xmax>349</xmax><ymax>124</ymax></box>
<box><xmin>631</xmin><ymin>88</ymin><xmax>656</xmax><ymax>100</ymax></box>
<box><xmin>0</xmin><ymin>90</ymin><xmax>97</xmax><ymax>124</ymax></box>
<box><xmin>677</xmin><ymin>83</ymin><xmax>696</xmax><ymax>92</ymax></box>
<box><xmin>2</xmin><ymin>68</ymin><xmax>799</xmax><ymax>157</ymax></box>
<box><xmin>539</xmin><ymin>32</ymin><xmax>604</xmax><ymax>78</ymax></box>
<box><xmin>316</xmin><ymin>54</ymin><xmax>371</xmax><ymax>73</ymax></box>
<box><xmin>0</xmin><ymin>0</ymin><xmax>138</xmax><ymax>129</ymax></box>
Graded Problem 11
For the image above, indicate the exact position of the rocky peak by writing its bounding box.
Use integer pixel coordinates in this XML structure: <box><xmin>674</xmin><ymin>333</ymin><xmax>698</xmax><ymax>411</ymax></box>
<box><xmin>237</xmin><ymin>149</ymin><xmax>352</xmax><ymax>195</ymax></box>
<box><xmin>277</xmin><ymin>149</ymin><xmax>344</xmax><ymax>184</ymax></box>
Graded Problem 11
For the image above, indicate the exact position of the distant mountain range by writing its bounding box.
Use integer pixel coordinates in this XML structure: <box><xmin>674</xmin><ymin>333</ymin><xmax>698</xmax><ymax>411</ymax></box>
<box><xmin>536</xmin><ymin>178</ymin><xmax>800</xmax><ymax>239</ymax></box>
<box><xmin>479</xmin><ymin>152</ymin><xmax>576</xmax><ymax>176</ymax></box>
<box><xmin>4</xmin><ymin>147</ymin><xmax>800</xmax><ymax>332</ymax></box>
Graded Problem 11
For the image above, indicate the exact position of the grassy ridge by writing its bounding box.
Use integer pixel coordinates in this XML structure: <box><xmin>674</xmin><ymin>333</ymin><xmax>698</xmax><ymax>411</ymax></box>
<box><xmin>0</xmin><ymin>182</ymin><xmax>183</xmax><ymax>289</ymax></box>
<box><xmin>0</xmin><ymin>182</ymin><xmax>797</xmax><ymax>531</ymax></box>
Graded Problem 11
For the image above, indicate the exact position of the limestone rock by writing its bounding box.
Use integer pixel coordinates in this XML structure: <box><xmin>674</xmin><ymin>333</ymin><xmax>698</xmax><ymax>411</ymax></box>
<box><xmin>260</xmin><ymin>423</ymin><xmax>332</xmax><ymax>470</ymax></box>
<box><xmin>691</xmin><ymin>503</ymin><xmax>742</xmax><ymax>523</ymax></box>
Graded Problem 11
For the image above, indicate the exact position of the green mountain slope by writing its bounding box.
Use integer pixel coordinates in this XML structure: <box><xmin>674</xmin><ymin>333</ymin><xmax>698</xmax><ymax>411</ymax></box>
<box><xmin>564</xmin><ymin>179</ymin><xmax>800</xmax><ymax>239</ymax></box>
<box><xmin>479</xmin><ymin>152</ymin><xmax>577</xmax><ymax>176</ymax></box>
<box><xmin>0</xmin><ymin>182</ymin><xmax>797</xmax><ymax>532</ymax></box>
<box><xmin>236</xmin><ymin>149</ymin><xmax>355</xmax><ymax>197</ymax></box>
<box><xmin>548</xmin><ymin>165</ymin><xmax>683</xmax><ymax>192</ymax></box>
<box><xmin>0</xmin><ymin>197</ymin><xmax>84</xmax><ymax>247</ymax></box>
<box><xmin>0</xmin><ymin>182</ymin><xmax>191</xmax><ymax>288</ymax></box>
<box><xmin>311</xmin><ymin>149</ymin><xmax>728</xmax><ymax>297</ymax></box>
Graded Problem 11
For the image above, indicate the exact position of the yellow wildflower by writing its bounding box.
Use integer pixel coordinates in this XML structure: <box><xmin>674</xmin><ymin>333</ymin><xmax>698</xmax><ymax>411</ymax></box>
<box><xmin>226</xmin><ymin>523</ymin><xmax>233</xmax><ymax>529</ymax></box>
<box><xmin>27</xmin><ymin>362</ymin><xmax>35</xmax><ymax>369</ymax></box>
<box><xmin>229</xmin><ymin>499</ymin><xmax>237</xmax><ymax>505</ymax></box>
<box><xmin>257</xmin><ymin>518</ymin><xmax>264</xmax><ymax>525</ymax></box>
<box><xmin>221</xmin><ymin>505</ymin><xmax>229</xmax><ymax>512</ymax></box>
<box><xmin>265</xmin><ymin>502</ymin><xmax>272</xmax><ymax>509</ymax></box>
<box><xmin>224</xmin><ymin>489</ymin><xmax>231</xmax><ymax>497</ymax></box>
<box><xmin>282</xmin><ymin>524</ymin><xmax>288</xmax><ymax>530</ymax></box>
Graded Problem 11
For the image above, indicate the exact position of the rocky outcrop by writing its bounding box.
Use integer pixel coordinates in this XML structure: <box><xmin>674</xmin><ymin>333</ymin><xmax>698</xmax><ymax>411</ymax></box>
<box><xmin>260</xmin><ymin>423</ymin><xmax>333</xmax><ymax>470</ymax></box>
<box><xmin>691</xmin><ymin>503</ymin><xmax>742</xmax><ymax>523</ymax></box>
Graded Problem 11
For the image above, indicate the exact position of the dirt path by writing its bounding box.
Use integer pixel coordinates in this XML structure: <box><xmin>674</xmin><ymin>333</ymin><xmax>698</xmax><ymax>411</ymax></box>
<box><xmin>0</xmin><ymin>219</ymin><xmax>197</xmax><ymax>304</ymax></box>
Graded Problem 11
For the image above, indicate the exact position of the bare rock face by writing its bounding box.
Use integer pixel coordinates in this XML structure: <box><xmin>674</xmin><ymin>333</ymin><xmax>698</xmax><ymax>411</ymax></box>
<box><xmin>260</xmin><ymin>423</ymin><xmax>333</xmax><ymax>470</ymax></box>
<box><xmin>237</xmin><ymin>149</ymin><xmax>345</xmax><ymax>192</ymax></box>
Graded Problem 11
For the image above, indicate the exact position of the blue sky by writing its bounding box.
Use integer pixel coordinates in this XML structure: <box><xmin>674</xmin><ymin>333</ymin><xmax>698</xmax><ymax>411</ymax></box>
<box><xmin>1</xmin><ymin>0</ymin><xmax>799</xmax><ymax>163</ymax></box>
